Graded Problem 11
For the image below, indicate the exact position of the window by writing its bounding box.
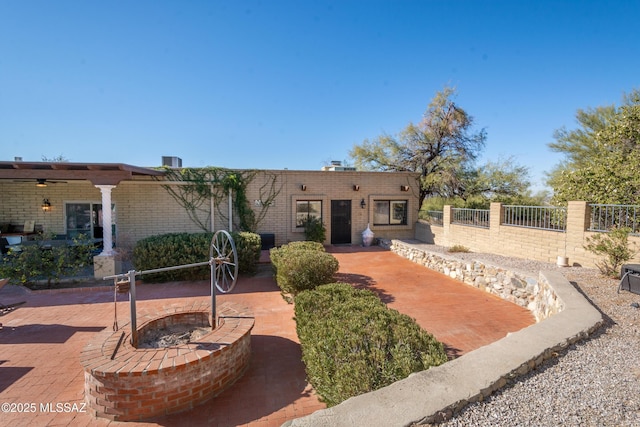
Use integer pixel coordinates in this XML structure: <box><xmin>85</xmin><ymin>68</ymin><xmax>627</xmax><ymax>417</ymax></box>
<box><xmin>373</xmin><ymin>200</ymin><xmax>408</xmax><ymax>225</ymax></box>
<box><xmin>296</xmin><ymin>200</ymin><xmax>322</xmax><ymax>227</ymax></box>
<box><xmin>65</xmin><ymin>202</ymin><xmax>115</xmax><ymax>239</ymax></box>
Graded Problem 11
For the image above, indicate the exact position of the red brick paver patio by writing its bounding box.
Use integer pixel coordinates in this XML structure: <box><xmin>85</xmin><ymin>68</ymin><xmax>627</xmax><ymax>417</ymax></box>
<box><xmin>0</xmin><ymin>246</ymin><xmax>535</xmax><ymax>426</ymax></box>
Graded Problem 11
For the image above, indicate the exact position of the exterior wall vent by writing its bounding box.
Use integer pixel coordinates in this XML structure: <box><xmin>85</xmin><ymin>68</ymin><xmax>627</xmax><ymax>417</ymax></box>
<box><xmin>162</xmin><ymin>156</ymin><xmax>182</xmax><ymax>168</ymax></box>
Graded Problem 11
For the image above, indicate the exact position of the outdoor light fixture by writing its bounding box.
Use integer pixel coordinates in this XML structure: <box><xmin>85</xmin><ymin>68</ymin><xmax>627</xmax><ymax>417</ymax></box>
<box><xmin>360</xmin><ymin>198</ymin><xmax>366</xmax><ymax>209</ymax></box>
<box><xmin>36</xmin><ymin>179</ymin><xmax>47</xmax><ymax>188</ymax></box>
<box><xmin>353</xmin><ymin>185</ymin><xmax>360</xmax><ymax>191</ymax></box>
<box><xmin>41</xmin><ymin>199</ymin><xmax>51</xmax><ymax>212</ymax></box>
<box><xmin>401</xmin><ymin>185</ymin><xmax>410</xmax><ymax>192</ymax></box>
<box><xmin>301</xmin><ymin>184</ymin><xmax>307</xmax><ymax>191</ymax></box>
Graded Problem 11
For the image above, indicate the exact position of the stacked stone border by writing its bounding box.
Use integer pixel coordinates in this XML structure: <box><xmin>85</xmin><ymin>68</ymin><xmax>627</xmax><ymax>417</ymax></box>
<box><xmin>81</xmin><ymin>301</ymin><xmax>254</xmax><ymax>421</ymax></box>
<box><xmin>381</xmin><ymin>239</ymin><xmax>563</xmax><ymax>322</ymax></box>
<box><xmin>285</xmin><ymin>239</ymin><xmax>603</xmax><ymax>427</ymax></box>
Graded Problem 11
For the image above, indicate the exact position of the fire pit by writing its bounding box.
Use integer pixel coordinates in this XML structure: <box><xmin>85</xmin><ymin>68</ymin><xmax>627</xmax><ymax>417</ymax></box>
<box><xmin>81</xmin><ymin>301</ymin><xmax>254</xmax><ymax>421</ymax></box>
<box><xmin>137</xmin><ymin>311</ymin><xmax>211</xmax><ymax>348</ymax></box>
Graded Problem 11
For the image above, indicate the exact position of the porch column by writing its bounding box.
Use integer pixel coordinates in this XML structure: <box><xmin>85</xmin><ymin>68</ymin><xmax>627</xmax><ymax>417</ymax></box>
<box><xmin>95</xmin><ymin>185</ymin><xmax>116</xmax><ymax>256</ymax></box>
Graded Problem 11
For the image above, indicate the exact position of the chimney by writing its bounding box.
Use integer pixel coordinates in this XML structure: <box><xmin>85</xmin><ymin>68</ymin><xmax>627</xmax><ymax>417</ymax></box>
<box><xmin>162</xmin><ymin>156</ymin><xmax>182</xmax><ymax>168</ymax></box>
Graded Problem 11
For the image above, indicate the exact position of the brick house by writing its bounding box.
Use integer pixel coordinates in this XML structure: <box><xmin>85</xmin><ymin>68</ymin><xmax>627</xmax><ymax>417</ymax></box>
<box><xmin>0</xmin><ymin>159</ymin><xmax>419</xmax><ymax>276</ymax></box>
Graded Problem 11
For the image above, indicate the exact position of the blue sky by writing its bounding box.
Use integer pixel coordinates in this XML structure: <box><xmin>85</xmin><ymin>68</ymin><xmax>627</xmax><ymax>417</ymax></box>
<box><xmin>1</xmin><ymin>1</ymin><xmax>639</xmax><ymax>192</ymax></box>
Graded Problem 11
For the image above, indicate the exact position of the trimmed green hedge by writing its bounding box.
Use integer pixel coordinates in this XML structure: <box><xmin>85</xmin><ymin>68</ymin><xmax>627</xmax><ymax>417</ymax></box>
<box><xmin>294</xmin><ymin>283</ymin><xmax>448</xmax><ymax>407</ymax></box>
<box><xmin>270</xmin><ymin>242</ymin><xmax>337</xmax><ymax>295</ymax></box>
<box><xmin>232</xmin><ymin>231</ymin><xmax>262</xmax><ymax>275</ymax></box>
<box><xmin>132</xmin><ymin>231</ymin><xmax>261</xmax><ymax>282</ymax></box>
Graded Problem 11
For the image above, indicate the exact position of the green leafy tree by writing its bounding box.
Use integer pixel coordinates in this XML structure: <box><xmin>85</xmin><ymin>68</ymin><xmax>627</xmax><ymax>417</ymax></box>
<box><xmin>350</xmin><ymin>86</ymin><xmax>487</xmax><ymax>207</ymax></box>
<box><xmin>458</xmin><ymin>157</ymin><xmax>532</xmax><ymax>206</ymax></box>
<box><xmin>548</xmin><ymin>89</ymin><xmax>640</xmax><ymax>204</ymax></box>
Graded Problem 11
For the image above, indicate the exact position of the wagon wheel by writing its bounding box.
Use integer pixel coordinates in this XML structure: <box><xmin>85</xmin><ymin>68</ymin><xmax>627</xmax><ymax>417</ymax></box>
<box><xmin>210</xmin><ymin>230</ymin><xmax>239</xmax><ymax>293</ymax></box>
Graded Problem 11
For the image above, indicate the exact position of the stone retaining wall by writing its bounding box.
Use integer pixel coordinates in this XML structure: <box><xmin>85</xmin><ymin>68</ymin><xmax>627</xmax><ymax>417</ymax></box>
<box><xmin>379</xmin><ymin>239</ymin><xmax>563</xmax><ymax>322</ymax></box>
<box><xmin>285</xmin><ymin>242</ymin><xmax>603</xmax><ymax>427</ymax></box>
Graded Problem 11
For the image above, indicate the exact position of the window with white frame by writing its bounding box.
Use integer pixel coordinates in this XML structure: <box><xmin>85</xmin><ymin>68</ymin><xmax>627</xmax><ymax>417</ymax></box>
<box><xmin>296</xmin><ymin>200</ymin><xmax>322</xmax><ymax>227</ymax></box>
<box><xmin>373</xmin><ymin>200</ymin><xmax>408</xmax><ymax>225</ymax></box>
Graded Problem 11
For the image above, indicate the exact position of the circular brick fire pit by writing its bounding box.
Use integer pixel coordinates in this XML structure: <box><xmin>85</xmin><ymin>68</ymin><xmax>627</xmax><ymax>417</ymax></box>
<box><xmin>81</xmin><ymin>301</ymin><xmax>254</xmax><ymax>421</ymax></box>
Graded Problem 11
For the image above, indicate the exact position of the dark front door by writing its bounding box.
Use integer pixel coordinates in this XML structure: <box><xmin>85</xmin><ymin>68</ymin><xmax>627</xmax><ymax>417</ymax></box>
<box><xmin>331</xmin><ymin>200</ymin><xmax>352</xmax><ymax>245</ymax></box>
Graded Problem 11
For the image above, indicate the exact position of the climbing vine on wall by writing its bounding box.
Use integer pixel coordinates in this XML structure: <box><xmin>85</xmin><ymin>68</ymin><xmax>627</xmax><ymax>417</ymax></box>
<box><xmin>158</xmin><ymin>167</ymin><xmax>281</xmax><ymax>232</ymax></box>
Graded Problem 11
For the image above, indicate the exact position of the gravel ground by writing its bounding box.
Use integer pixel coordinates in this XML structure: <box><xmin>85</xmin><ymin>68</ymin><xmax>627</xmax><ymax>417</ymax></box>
<box><xmin>422</xmin><ymin>247</ymin><xmax>640</xmax><ymax>427</ymax></box>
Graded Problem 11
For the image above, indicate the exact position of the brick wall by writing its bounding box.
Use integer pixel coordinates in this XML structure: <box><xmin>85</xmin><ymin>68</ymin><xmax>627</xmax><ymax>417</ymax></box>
<box><xmin>418</xmin><ymin>202</ymin><xmax>640</xmax><ymax>269</ymax></box>
<box><xmin>81</xmin><ymin>302</ymin><xmax>254</xmax><ymax>421</ymax></box>
<box><xmin>1</xmin><ymin>169</ymin><xmax>419</xmax><ymax>249</ymax></box>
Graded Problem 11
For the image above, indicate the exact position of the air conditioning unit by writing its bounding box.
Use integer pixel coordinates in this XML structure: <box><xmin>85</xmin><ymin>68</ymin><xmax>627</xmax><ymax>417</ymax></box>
<box><xmin>162</xmin><ymin>156</ymin><xmax>182</xmax><ymax>168</ymax></box>
<box><xmin>619</xmin><ymin>264</ymin><xmax>640</xmax><ymax>295</ymax></box>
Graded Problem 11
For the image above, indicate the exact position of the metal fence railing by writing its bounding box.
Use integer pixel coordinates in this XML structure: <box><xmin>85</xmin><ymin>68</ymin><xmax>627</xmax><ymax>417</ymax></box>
<box><xmin>502</xmin><ymin>205</ymin><xmax>567</xmax><ymax>231</ymax></box>
<box><xmin>452</xmin><ymin>208</ymin><xmax>490</xmax><ymax>228</ymax></box>
<box><xmin>421</xmin><ymin>210</ymin><xmax>444</xmax><ymax>226</ymax></box>
<box><xmin>589</xmin><ymin>204</ymin><xmax>640</xmax><ymax>234</ymax></box>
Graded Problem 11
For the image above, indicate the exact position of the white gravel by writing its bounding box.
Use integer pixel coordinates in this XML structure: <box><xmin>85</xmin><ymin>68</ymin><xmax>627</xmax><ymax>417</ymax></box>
<box><xmin>421</xmin><ymin>248</ymin><xmax>640</xmax><ymax>427</ymax></box>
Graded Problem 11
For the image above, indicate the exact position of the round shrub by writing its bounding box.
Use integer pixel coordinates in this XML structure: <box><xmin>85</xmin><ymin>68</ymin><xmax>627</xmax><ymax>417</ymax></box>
<box><xmin>270</xmin><ymin>241</ymin><xmax>325</xmax><ymax>275</ymax></box>
<box><xmin>275</xmin><ymin>249</ymin><xmax>338</xmax><ymax>295</ymax></box>
<box><xmin>294</xmin><ymin>283</ymin><xmax>448</xmax><ymax>407</ymax></box>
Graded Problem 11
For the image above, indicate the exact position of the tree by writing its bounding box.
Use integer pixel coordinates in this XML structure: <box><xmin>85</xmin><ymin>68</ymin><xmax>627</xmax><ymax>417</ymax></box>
<box><xmin>458</xmin><ymin>157</ymin><xmax>532</xmax><ymax>205</ymax></box>
<box><xmin>350</xmin><ymin>87</ymin><xmax>487</xmax><ymax>207</ymax></box>
<box><xmin>549</xmin><ymin>89</ymin><xmax>640</xmax><ymax>204</ymax></box>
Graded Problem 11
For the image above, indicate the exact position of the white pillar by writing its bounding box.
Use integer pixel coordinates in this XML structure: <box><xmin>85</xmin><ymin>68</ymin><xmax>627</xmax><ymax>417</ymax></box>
<box><xmin>228</xmin><ymin>188</ymin><xmax>233</xmax><ymax>231</ymax></box>
<box><xmin>96</xmin><ymin>185</ymin><xmax>116</xmax><ymax>255</ymax></box>
<box><xmin>210</xmin><ymin>184</ymin><xmax>215</xmax><ymax>231</ymax></box>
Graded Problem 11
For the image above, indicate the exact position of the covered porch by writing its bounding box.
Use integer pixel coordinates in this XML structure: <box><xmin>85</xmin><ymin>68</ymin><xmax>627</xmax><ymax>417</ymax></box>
<box><xmin>0</xmin><ymin>160</ymin><xmax>165</xmax><ymax>277</ymax></box>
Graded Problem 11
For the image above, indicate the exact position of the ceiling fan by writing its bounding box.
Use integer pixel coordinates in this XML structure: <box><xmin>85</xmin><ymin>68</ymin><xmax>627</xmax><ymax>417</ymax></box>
<box><xmin>12</xmin><ymin>178</ymin><xmax>68</xmax><ymax>187</ymax></box>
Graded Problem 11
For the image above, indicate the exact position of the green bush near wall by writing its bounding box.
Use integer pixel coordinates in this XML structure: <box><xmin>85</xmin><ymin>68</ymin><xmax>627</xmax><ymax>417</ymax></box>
<box><xmin>232</xmin><ymin>231</ymin><xmax>262</xmax><ymax>275</ymax></box>
<box><xmin>133</xmin><ymin>231</ymin><xmax>261</xmax><ymax>282</ymax></box>
<box><xmin>269</xmin><ymin>241</ymin><xmax>325</xmax><ymax>274</ymax></box>
<box><xmin>294</xmin><ymin>283</ymin><xmax>448</xmax><ymax>407</ymax></box>
<box><xmin>270</xmin><ymin>242</ymin><xmax>337</xmax><ymax>295</ymax></box>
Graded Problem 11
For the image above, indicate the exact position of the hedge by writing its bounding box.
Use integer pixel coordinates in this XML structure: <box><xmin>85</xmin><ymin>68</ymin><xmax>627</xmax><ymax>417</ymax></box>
<box><xmin>270</xmin><ymin>242</ymin><xmax>337</xmax><ymax>295</ymax></box>
<box><xmin>294</xmin><ymin>283</ymin><xmax>448</xmax><ymax>407</ymax></box>
<box><xmin>269</xmin><ymin>241</ymin><xmax>325</xmax><ymax>273</ymax></box>
<box><xmin>132</xmin><ymin>231</ymin><xmax>261</xmax><ymax>282</ymax></box>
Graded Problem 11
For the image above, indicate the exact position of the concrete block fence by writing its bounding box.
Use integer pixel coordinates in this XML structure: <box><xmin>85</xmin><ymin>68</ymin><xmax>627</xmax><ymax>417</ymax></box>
<box><xmin>416</xmin><ymin>201</ymin><xmax>640</xmax><ymax>269</ymax></box>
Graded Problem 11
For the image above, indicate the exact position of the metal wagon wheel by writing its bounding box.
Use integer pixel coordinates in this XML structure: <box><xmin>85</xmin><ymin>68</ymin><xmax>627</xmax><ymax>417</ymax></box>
<box><xmin>210</xmin><ymin>230</ymin><xmax>239</xmax><ymax>293</ymax></box>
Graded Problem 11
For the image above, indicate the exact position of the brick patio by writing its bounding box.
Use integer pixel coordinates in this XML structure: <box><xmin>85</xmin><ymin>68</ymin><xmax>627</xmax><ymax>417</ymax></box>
<box><xmin>0</xmin><ymin>246</ymin><xmax>534</xmax><ymax>426</ymax></box>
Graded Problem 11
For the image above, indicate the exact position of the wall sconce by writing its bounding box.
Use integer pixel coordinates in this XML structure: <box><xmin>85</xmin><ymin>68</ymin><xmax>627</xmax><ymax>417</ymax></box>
<box><xmin>301</xmin><ymin>184</ymin><xmax>307</xmax><ymax>191</ymax></box>
<box><xmin>360</xmin><ymin>198</ymin><xmax>366</xmax><ymax>209</ymax></box>
<box><xmin>353</xmin><ymin>185</ymin><xmax>360</xmax><ymax>191</ymax></box>
<box><xmin>41</xmin><ymin>199</ymin><xmax>51</xmax><ymax>212</ymax></box>
<box><xmin>400</xmin><ymin>185</ymin><xmax>410</xmax><ymax>192</ymax></box>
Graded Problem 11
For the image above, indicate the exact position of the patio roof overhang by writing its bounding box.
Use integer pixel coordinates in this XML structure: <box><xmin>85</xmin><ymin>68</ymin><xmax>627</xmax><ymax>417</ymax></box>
<box><xmin>0</xmin><ymin>161</ymin><xmax>165</xmax><ymax>185</ymax></box>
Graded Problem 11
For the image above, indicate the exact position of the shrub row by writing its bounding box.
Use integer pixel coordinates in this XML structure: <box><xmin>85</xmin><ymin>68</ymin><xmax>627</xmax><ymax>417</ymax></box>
<box><xmin>269</xmin><ymin>241</ymin><xmax>337</xmax><ymax>295</ymax></box>
<box><xmin>0</xmin><ymin>233</ymin><xmax>94</xmax><ymax>287</ymax></box>
<box><xmin>294</xmin><ymin>283</ymin><xmax>448</xmax><ymax>407</ymax></box>
<box><xmin>132</xmin><ymin>231</ymin><xmax>261</xmax><ymax>282</ymax></box>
